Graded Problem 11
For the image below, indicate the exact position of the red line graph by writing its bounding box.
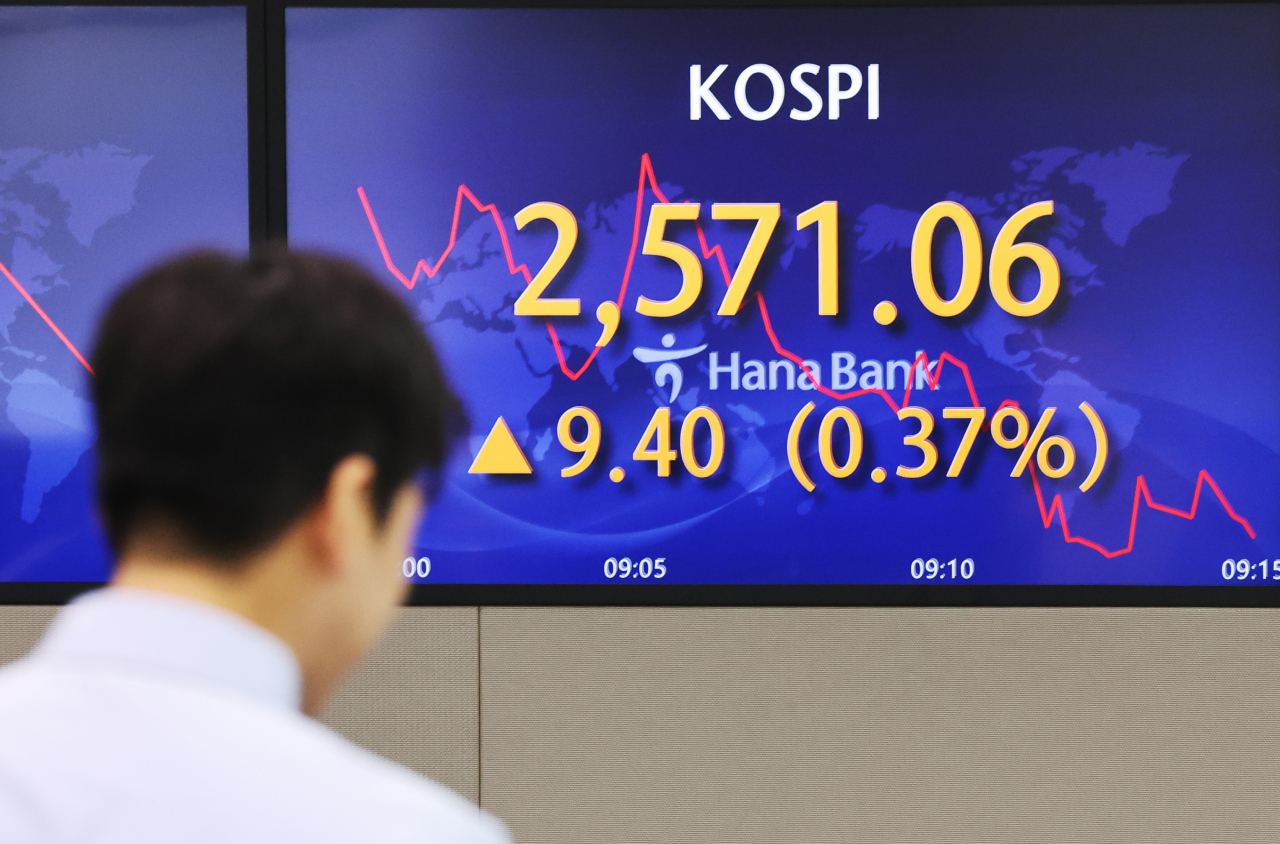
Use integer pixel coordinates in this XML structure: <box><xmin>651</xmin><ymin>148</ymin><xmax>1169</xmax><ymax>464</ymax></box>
<box><xmin>361</xmin><ymin>154</ymin><xmax>978</xmax><ymax>411</ymax></box>
<box><xmin>357</xmin><ymin>153</ymin><xmax>1257</xmax><ymax>557</ymax></box>
<box><xmin>1030</xmin><ymin>467</ymin><xmax>1255</xmax><ymax>557</ymax></box>
<box><xmin>0</xmin><ymin>258</ymin><xmax>93</xmax><ymax>374</ymax></box>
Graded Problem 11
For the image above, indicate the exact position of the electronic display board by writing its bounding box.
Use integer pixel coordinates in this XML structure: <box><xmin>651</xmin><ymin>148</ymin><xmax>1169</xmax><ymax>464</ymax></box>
<box><xmin>0</xmin><ymin>6</ymin><xmax>249</xmax><ymax>583</ymax></box>
<box><xmin>289</xmin><ymin>4</ymin><xmax>1277</xmax><ymax>590</ymax></box>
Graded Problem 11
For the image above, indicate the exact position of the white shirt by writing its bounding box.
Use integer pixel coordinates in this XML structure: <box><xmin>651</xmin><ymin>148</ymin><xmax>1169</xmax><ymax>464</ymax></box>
<box><xmin>0</xmin><ymin>588</ymin><xmax>511</xmax><ymax>844</ymax></box>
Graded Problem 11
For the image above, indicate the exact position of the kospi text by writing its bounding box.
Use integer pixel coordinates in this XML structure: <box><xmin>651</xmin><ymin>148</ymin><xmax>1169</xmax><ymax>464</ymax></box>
<box><xmin>690</xmin><ymin>63</ymin><xmax>880</xmax><ymax>121</ymax></box>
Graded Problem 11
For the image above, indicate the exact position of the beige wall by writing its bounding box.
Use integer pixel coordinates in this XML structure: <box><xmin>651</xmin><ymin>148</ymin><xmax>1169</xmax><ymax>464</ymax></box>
<box><xmin>3</xmin><ymin>605</ymin><xmax>1277</xmax><ymax>841</ymax></box>
<box><xmin>322</xmin><ymin>607</ymin><xmax>480</xmax><ymax>801</ymax></box>
<box><xmin>0</xmin><ymin>606</ymin><xmax>55</xmax><ymax>664</ymax></box>
<box><xmin>481</xmin><ymin>608</ymin><xmax>1280</xmax><ymax>843</ymax></box>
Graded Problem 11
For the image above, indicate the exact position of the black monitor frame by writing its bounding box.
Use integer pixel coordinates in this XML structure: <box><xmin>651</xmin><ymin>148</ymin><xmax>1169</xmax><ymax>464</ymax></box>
<box><xmin>0</xmin><ymin>0</ymin><xmax>1275</xmax><ymax>607</ymax></box>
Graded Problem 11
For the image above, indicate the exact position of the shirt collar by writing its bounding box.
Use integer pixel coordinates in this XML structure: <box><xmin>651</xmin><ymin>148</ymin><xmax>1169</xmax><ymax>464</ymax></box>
<box><xmin>35</xmin><ymin>587</ymin><xmax>303</xmax><ymax>711</ymax></box>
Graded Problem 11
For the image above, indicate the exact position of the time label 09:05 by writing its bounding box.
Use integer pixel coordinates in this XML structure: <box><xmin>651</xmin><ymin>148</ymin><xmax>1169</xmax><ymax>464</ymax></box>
<box><xmin>604</xmin><ymin>557</ymin><xmax>667</xmax><ymax>580</ymax></box>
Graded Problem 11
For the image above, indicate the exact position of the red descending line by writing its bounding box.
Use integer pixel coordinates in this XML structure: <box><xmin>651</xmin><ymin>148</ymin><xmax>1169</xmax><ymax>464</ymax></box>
<box><xmin>357</xmin><ymin>153</ymin><xmax>1257</xmax><ymax>557</ymax></box>
<box><xmin>0</xmin><ymin>258</ymin><xmax>93</xmax><ymax>374</ymax></box>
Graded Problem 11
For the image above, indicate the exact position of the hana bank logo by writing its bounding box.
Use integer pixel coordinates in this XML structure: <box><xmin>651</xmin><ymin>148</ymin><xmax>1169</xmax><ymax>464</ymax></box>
<box><xmin>633</xmin><ymin>333</ymin><xmax>707</xmax><ymax>403</ymax></box>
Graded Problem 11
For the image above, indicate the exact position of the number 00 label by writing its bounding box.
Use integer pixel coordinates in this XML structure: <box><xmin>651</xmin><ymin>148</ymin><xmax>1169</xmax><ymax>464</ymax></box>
<box><xmin>402</xmin><ymin>557</ymin><xmax>432</xmax><ymax>578</ymax></box>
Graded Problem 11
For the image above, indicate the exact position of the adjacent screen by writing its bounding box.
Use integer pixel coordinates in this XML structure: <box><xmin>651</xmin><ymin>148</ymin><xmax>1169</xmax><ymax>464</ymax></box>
<box><xmin>0</xmin><ymin>7</ymin><xmax>249</xmax><ymax>581</ymax></box>
<box><xmin>288</xmin><ymin>5</ymin><xmax>1280</xmax><ymax>587</ymax></box>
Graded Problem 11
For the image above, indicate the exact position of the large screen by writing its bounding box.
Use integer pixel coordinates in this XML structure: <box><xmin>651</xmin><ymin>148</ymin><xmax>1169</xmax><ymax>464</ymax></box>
<box><xmin>287</xmin><ymin>5</ymin><xmax>1280</xmax><ymax>588</ymax></box>
<box><xmin>0</xmin><ymin>7</ymin><xmax>249</xmax><ymax>582</ymax></box>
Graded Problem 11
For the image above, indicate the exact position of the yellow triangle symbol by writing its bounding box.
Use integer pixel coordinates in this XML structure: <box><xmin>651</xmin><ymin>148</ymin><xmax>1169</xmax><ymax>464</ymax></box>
<box><xmin>468</xmin><ymin>417</ymin><xmax>532</xmax><ymax>475</ymax></box>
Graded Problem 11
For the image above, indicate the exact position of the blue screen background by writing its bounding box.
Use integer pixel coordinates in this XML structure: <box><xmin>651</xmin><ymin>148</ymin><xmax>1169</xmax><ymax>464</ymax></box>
<box><xmin>0</xmin><ymin>7</ymin><xmax>249</xmax><ymax>581</ymax></box>
<box><xmin>287</xmin><ymin>6</ymin><xmax>1280</xmax><ymax>586</ymax></box>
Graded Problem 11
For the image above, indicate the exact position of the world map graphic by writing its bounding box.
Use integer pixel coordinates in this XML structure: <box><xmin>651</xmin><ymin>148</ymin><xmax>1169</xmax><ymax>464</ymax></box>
<box><xmin>408</xmin><ymin>143</ymin><xmax>1184</xmax><ymax>549</ymax></box>
<box><xmin>0</xmin><ymin>144</ymin><xmax>150</xmax><ymax>527</ymax></box>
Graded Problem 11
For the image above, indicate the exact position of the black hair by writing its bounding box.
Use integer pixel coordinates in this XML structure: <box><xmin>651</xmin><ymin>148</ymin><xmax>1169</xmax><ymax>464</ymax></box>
<box><xmin>91</xmin><ymin>247</ymin><xmax>466</xmax><ymax>562</ymax></box>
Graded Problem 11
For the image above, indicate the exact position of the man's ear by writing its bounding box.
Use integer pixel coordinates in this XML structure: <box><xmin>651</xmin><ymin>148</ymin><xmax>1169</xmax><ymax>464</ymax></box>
<box><xmin>383</xmin><ymin>479</ymin><xmax>426</xmax><ymax>559</ymax></box>
<box><xmin>307</xmin><ymin>454</ymin><xmax>379</xmax><ymax>578</ymax></box>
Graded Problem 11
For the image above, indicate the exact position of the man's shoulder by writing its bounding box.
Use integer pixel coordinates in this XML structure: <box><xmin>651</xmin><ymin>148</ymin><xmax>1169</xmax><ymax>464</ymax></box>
<box><xmin>284</xmin><ymin>712</ymin><xmax>508</xmax><ymax>842</ymax></box>
<box><xmin>0</xmin><ymin>659</ymin><xmax>510</xmax><ymax>844</ymax></box>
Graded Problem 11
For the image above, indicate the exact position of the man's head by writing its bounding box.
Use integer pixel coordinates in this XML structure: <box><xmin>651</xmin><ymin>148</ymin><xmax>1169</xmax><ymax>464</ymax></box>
<box><xmin>92</xmin><ymin>248</ymin><xmax>464</xmax><ymax>711</ymax></box>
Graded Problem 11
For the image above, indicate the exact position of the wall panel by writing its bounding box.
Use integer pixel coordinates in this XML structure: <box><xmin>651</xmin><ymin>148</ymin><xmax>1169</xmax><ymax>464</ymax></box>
<box><xmin>8</xmin><ymin>604</ymin><xmax>1280</xmax><ymax>840</ymax></box>
<box><xmin>321</xmin><ymin>606</ymin><xmax>480</xmax><ymax>801</ymax></box>
<box><xmin>479</xmin><ymin>607</ymin><xmax>1280</xmax><ymax>844</ymax></box>
<box><xmin>0</xmin><ymin>606</ymin><xmax>56</xmax><ymax>665</ymax></box>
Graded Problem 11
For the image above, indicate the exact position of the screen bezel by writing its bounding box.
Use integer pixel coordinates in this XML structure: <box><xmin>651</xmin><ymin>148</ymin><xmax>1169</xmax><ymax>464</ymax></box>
<box><xmin>0</xmin><ymin>0</ymin><xmax>263</xmax><ymax>601</ymax></box>
<box><xmin>0</xmin><ymin>0</ymin><xmax>1275</xmax><ymax>607</ymax></box>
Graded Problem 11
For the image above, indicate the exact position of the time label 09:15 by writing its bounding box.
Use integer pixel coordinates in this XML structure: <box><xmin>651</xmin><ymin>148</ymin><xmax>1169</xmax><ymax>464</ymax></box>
<box><xmin>1221</xmin><ymin>559</ymin><xmax>1279</xmax><ymax>581</ymax></box>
